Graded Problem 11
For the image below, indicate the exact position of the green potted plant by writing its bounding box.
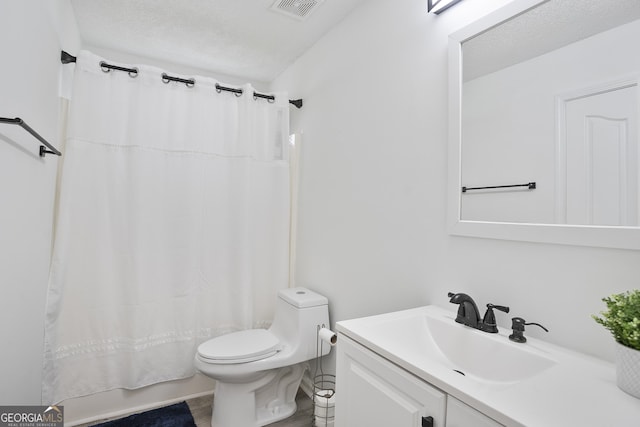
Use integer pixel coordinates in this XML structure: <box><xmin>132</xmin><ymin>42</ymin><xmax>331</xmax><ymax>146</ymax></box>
<box><xmin>592</xmin><ymin>290</ymin><xmax>640</xmax><ymax>399</ymax></box>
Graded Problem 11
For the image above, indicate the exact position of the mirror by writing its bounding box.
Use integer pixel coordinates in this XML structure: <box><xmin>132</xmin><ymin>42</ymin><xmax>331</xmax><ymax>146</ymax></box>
<box><xmin>448</xmin><ymin>0</ymin><xmax>640</xmax><ymax>249</ymax></box>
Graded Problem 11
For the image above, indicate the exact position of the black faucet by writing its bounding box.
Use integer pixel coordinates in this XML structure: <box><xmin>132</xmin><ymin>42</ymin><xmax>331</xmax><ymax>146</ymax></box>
<box><xmin>448</xmin><ymin>292</ymin><xmax>481</xmax><ymax>328</ymax></box>
<box><xmin>448</xmin><ymin>292</ymin><xmax>509</xmax><ymax>333</ymax></box>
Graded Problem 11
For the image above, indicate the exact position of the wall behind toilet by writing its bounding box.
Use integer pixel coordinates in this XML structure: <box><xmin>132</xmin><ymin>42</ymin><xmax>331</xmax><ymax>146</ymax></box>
<box><xmin>271</xmin><ymin>0</ymin><xmax>640</xmax><ymax>370</ymax></box>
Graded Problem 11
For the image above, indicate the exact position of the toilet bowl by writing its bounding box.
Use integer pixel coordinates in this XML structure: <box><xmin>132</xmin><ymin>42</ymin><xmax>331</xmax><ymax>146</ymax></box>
<box><xmin>194</xmin><ymin>287</ymin><xmax>331</xmax><ymax>427</ymax></box>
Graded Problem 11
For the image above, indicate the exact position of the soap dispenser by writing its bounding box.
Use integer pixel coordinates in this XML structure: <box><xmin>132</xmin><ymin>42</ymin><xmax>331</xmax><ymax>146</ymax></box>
<box><xmin>509</xmin><ymin>317</ymin><xmax>549</xmax><ymax>343</ymax></box>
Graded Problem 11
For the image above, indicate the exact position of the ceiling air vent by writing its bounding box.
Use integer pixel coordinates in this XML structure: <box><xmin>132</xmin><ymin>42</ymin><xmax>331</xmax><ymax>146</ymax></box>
<box><xmin>271</xmin><ymin>0</ymin><xmax>325</xmax><ymax>21</ymax></box>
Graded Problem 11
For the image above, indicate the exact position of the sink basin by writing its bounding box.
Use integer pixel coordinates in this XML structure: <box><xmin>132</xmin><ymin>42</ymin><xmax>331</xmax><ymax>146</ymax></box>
<box><xmin>340</xmin><ymin>305</ymin><xmax>557</xmax><ymax>384</ymax></box>
<box><xmin>424</xmin><ymin>311</ymin><xmax>556</xmax><ymax>382</ymax></box>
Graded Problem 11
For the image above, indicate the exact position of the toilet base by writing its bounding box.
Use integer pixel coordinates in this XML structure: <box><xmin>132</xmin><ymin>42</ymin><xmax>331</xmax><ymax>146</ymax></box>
<box><xmin>210</xmin><ymin>363</ymin><xmax>307</xmax><ymax>427</ymax></box>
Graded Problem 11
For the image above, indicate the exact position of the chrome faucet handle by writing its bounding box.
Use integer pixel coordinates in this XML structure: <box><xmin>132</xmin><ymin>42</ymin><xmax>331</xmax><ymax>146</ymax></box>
<box><xmin>509</xmin><ymin>317</ymin><xmax>549</xmax><ymax>343</ymax></box>
<box><xmin>481</xmin><ymin>304</ymin><xmax>510</xmax><ymax>333</ymax></box>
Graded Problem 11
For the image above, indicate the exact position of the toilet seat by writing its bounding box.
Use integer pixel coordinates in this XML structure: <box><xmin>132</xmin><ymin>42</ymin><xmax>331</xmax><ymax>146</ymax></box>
<box><xmin>198</xmin><ymin>329</ymin><xmax>281</xmax><ymax>364</ymax></box>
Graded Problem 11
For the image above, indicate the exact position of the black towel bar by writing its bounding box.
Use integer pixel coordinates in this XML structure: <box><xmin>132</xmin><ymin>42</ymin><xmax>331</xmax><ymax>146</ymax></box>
<box><xmin>0</xmin><ymin>117</ymin><xmax>61</xmax><ymax>157</ymax></box>
<box><xmin>462</xmin><ymin>182</ymin><xmax>536</xmax><ymax>193</ymax></box>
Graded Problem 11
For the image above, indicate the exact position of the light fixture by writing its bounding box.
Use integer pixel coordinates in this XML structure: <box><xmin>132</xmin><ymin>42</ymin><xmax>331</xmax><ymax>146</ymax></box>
<box><xmin>427</xmin><ymin>0</ymin><xmax>463</xmax><ymax>14</ymax></box>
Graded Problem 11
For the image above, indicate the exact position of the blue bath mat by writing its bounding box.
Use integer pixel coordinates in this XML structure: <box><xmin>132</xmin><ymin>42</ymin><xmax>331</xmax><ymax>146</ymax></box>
<box><xmin>93</xmin><ymin>401</ymin><xmax>196</xmax><ymax>427</ymax></box>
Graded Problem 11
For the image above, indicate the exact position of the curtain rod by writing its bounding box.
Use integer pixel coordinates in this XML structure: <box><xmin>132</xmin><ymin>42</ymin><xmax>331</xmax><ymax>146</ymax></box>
<box><xmin>0</xmin><ymin>117</ymin><xmax>62</xmax><ymax>157</ymax></box>
<box><xmin>61</xmin><ymin>51</ymin><xmax>303</xmax><ymax>109</ymax></box>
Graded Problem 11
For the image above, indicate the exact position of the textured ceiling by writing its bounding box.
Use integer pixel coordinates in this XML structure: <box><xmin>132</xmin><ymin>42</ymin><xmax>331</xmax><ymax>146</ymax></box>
<box><xmin>71</xmin><ymin>0</ymin><xmax>367</xmax><ymax>83</ymax></box>
<box><xmin>463</xmin><ymin>0</ymin><xmax>640</xmax><ymax>81</ymax></box>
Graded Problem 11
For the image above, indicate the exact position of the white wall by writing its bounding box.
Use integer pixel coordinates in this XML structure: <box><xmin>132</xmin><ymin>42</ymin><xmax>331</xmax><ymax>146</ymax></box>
<box><xmin>271</xmin><ymin>0</ymin><xmax>640</xmax><ymax>369</ymax></box>
<box><xmin>0</xmin><ymin>0</ymin><xmax>79</xmax><ymax>404</ymax></box>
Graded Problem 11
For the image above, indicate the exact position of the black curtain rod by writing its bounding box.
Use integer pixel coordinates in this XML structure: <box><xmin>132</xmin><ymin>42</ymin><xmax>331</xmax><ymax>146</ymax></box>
<box><xmin>61</xmin><ymin>51</ymin><xmax>303</xmax><ymax>109</ymax></box>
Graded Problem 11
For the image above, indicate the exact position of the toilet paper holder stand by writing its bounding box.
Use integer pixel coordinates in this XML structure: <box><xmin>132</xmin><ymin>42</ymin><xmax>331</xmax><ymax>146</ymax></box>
<box><xmin>313</xmin><ymin>324</ymin><xmax>336</xmax><ymax>427</ymax></box>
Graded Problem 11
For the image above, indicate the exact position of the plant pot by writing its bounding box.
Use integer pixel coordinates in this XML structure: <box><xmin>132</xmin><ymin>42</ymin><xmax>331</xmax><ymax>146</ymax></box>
<box><xmin>615</xmin><ymin>341</ymin><xmax>640</xmax><ymax>399</ymax></box>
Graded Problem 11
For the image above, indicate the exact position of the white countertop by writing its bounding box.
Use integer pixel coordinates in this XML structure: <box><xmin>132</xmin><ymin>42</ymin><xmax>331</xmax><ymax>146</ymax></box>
<box><xmin>336</xmin><ymin>305</ymin><xmax>640</xmax><ymax>427</ymax></box>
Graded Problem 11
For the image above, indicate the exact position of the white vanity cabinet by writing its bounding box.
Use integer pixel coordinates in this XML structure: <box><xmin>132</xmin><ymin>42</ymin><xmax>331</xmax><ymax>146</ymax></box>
<box><xmin>336</xmin><ymin>335</ymin><xmax>502</xmax><ymax>427</ymax></box>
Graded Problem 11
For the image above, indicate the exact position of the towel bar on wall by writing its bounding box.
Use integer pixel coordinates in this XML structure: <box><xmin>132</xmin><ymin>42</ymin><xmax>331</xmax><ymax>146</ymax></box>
<box><xmin>461</xmin><ymin>182</ymin><xmax>536</xmax><ymax>193</ymax></box>
<box><xmin>0</xmin><ymin>117</ymin><xmax>62</xmax><ymax>157</ymax></box>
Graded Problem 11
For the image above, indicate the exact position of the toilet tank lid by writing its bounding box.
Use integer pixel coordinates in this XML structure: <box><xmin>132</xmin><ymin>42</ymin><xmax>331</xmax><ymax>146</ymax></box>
<box><xmin>278</xmin><ymin>287</ymin><xmax>328</xmax><ymax>308</ymax></box>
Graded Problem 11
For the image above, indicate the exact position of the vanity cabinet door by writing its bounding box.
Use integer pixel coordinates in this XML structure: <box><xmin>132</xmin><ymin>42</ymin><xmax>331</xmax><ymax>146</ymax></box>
<box><xmin>446</xmin><ymin>396</ymin><xmax>503</xmax><ymax>427</ymax></box>
<box><xmin>336</xmin><ymin>335</ymin><xmax>446</xmax><ymax>427</ymax></box>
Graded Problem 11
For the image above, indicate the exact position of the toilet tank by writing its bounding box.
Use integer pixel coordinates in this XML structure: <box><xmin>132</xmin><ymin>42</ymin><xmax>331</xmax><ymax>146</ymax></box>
<box><xmin>278</xmin><ymin>287</ymin><xmax>328</xmax><ymax>308</ymax></box>
<box><xmin>269</xmin><ymin>287</ymin><xmax>331</xmax><ymax>360</ymax></box>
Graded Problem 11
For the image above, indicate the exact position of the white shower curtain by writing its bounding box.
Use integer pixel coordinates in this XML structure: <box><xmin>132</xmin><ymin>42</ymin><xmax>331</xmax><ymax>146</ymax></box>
<box><xmin>43</xmin><ymin>51</ymin><xmax>291</xmax><ymax>404</ymax></box>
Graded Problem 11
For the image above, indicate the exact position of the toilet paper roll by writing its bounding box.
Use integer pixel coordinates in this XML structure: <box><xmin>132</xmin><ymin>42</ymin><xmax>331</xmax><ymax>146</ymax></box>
<box><xmin>314</xmin><ymin>390</ymin><xmax>336</xmax><ymax>405</ymax></box>
<box><xmin>318</xmin><ymin>328</ymin><xmax>337</xmax><ymax>346</ymax></box>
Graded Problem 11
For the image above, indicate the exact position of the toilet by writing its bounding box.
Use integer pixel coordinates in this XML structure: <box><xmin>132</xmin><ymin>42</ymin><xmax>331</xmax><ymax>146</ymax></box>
<box><xmin>194</xmin><ymin>287</ymin><xmax>331</xmax><ymax>427</ymax></box>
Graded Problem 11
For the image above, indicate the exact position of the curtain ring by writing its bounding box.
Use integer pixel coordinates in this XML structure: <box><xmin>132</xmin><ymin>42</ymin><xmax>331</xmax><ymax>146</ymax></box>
<box><xmin>161</xmin><ymin>73</ymin><xmax>171</xmax><ymax>84</ymax></box>
<box><xmin>215</xmin><ymin>84</ymin><xmax>243</xmax><ymax>96</ymax></box>
<box><xmin>99</xmin><ymin>61</ymin><xmax>111</xmax><ymax>73</ymax></box>
<box><xmin>253</xmin><ymin>95</ymin><xmax>276</xmax><ymax>103</ymax></box>
<box><xmin>128</xmin><ymin>68</ymin><xmax>139</xmax><ymax>78</ymax></box>
<box><xmin>186</xmin><ymin>79</ymin><xmax>195</xmax><ymax>88</ymax></box>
